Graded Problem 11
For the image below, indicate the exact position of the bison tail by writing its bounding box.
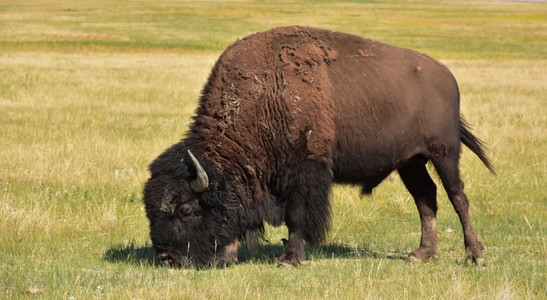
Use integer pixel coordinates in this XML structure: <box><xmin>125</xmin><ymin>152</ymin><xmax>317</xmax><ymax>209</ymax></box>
<box><xmin>460</xmin><ymin>117</ymin><xmax>496</xmax><ymax>174</ymax></box>
<box><xmin>459</xmin><ymin>117</ymin><xmax>496</xmax><ymax>174</ymax></box>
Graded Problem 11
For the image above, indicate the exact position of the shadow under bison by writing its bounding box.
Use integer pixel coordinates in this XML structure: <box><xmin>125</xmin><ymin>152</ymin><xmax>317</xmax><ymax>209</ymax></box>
<box><xmin>104</xmin><ymin>243</ymin><xmax>409</xmax><ymax>268</ymax></box>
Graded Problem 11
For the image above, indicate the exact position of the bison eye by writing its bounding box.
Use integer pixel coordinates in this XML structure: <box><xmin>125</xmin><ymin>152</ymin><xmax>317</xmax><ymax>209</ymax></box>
<box><xmin>179</xmin><ymin>204</ymin><xmax>192</xmax><ymax>217</ymax></box>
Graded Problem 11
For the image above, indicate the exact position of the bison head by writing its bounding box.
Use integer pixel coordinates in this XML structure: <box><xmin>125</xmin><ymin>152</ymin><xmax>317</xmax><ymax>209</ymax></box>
<box><xmin>143</xmin><ymin>148</ymin><xmax>237</xmax><ymax>267</ymax></box>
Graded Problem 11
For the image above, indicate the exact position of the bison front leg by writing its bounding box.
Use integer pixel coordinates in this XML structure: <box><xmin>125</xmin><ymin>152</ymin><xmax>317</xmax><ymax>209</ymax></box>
<box><xmin>214</xmin><ymin>238</ymin><xmax>239</xmax><ymax>267</ymax></box>
<box><xmin>398</xmin><ymin>162</ymin><xmax>439</xmax><ymax>261</ymax></box>
<box><xmin>223</xmin><ymin>238</ymin><xmax>239</xmax><ymax>263</ymax></box>
<box><xmin>277</xmin><ymin>196</ymin><xmax>309</xmax><ymax>268</ymax></box>
<box><xmin>277</xmin><ymin>170</ymin><xmax>332</xmax><ymax>268</ymax></box>
<box><xmin>277</xmin><ymin>230</ymin><xmax>305</xmax><ymax>268</ymax></box>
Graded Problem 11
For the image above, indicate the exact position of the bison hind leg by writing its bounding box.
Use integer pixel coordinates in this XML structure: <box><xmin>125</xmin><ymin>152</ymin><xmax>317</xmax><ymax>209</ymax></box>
<box><xmin>398</xmin><ymin>160</ymin><xmax>438</xmax><ymax>261</ymax></box>
<box><xmin>431</xmin><ymin>153</ymin><xmax>485</xmax><ymax>266</ymax></box>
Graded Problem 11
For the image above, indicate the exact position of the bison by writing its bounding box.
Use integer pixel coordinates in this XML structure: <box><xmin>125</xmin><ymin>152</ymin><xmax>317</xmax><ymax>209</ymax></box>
<box><xmin>143</xmin><ymin>26</ymin><xmax>494</xmax><ymax>268</ymax></box>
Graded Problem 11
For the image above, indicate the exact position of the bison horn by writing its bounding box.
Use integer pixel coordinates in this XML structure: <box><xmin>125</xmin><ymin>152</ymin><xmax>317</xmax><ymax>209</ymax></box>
<box><xmin>187</xmin><ymin>150</ymin><xmax>209</xmax><ymax>193</ymax></box>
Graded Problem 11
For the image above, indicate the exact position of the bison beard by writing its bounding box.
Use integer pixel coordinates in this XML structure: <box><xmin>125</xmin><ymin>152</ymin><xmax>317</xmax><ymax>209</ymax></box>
<box><xmin>143</xmin><ymin>26</ymin><xmax>494</xmax><ymax>268</ymax></box>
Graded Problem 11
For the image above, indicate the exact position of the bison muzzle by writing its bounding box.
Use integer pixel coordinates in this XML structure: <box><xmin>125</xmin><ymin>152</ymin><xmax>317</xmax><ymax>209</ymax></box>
<box><xmin>143</xmin><ymin>26</ymin><xmax>494</xmax><ymax>268</ymax></box>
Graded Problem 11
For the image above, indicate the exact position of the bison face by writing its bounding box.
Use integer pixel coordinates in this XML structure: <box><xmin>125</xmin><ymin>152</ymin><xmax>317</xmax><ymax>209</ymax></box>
<box><xmin>143</xmin><ymin>150</ymin><xmax>236</xmax><ymax>267</ymax></box>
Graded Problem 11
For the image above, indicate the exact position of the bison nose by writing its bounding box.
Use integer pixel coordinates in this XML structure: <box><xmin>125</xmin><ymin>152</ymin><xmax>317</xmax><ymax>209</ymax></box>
<box><xmin>158</xmin><ymin>252</ymin><xmax>181</xmax><ymax>267</ymax></box>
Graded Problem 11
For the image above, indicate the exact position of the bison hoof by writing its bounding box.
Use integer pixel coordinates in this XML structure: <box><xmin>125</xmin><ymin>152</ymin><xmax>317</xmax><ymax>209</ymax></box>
<box><xmin>277</xmin><ymin>252</ymin><xmax>302</xmax><ymax>267</ymax></box>
<box><xmin>409</xmin><ymin>246</ymin><xmax>437</xmax><ymax>262</ymax></box>
<box><xmin>466</xmin><ymin>257</ymin><xmax>486</xmax><ymax>268</ymax></box>
<box><xmin>465</xmin><ymin>242</ymin><xmax>485</xmax><ymax>267</ymax></box>
<box><xmin>475</xmin><ymin>258</ymin><xmax>486</xmax><ymax>267</ymax></box>
<box><xmin>277</xmin><ymin>261</ymin><xmax>294</xmax><ymax>269</ymax></box>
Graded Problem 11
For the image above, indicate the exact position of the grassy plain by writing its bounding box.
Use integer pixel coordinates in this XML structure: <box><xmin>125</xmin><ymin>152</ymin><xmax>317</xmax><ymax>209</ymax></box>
<box><xmin>0</xmin><ymin>0</ymin><xmax>545</xmax><ymax>298</ymax></box>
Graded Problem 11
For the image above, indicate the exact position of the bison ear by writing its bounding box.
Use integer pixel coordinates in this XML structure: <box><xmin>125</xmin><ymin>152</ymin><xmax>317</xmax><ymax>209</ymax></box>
<box><xmin>187</xmin><ymin>150</ymin><xmax>209</xmax><ymax>193</ymax></box>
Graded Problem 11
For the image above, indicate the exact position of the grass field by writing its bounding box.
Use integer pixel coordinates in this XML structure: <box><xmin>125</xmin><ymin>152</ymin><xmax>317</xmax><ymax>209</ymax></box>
<box><xmin>1</xmin><ymin>0</ymin><xmax>546</xmax><ymax>298</ymax></box>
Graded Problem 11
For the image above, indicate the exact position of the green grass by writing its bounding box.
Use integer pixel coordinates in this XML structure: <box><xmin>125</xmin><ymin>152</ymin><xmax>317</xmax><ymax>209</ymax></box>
<box><xmin>1</xmin><ymin>0</ymin><xmax>545</xmax><ymax>58</ymax></box>
<box><xmin>1</xmin><ymin>0</ymin><xmax>546</xmax><ymax>298</ymax></box>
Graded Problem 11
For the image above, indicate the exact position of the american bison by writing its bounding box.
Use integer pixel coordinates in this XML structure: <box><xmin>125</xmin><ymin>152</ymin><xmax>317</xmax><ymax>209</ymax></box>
<box><xmin>143</xmin><ymin>26</ymin><xmax>494</xmax><ymax>268</ymax></box>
